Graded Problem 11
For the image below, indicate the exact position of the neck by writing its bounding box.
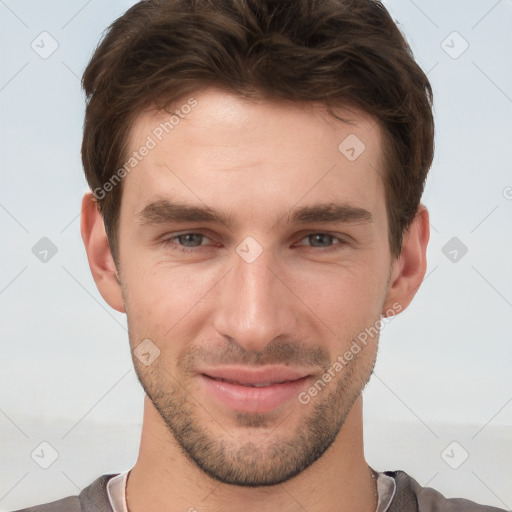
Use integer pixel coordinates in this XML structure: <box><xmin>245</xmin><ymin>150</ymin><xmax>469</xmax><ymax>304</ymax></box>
<box><xmin>126</xmin><ymin>395</ymin><xmax>376</xmax><ymax>512</ymax></box>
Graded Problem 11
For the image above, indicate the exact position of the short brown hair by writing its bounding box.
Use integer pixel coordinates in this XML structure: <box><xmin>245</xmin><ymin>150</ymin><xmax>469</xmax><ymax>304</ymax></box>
<box><xmin>81</xmin><ymin>0</ymin><xmax>434</xmax><ymax>263</ymax></box>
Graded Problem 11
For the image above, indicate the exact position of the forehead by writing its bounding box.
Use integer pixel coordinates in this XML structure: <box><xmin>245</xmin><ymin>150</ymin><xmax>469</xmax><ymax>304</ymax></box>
<box><xmin>121</xmin><ymin>87</ymin><xmax>386</xmax><ymax>227</ymax></box>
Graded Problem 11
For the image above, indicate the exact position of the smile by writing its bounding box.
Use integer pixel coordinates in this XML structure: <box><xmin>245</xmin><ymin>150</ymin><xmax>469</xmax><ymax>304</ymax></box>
<box><xmin>198</xmin><ymin>367</ymin><xmax>312</xmax><ymax>414</ymax></box>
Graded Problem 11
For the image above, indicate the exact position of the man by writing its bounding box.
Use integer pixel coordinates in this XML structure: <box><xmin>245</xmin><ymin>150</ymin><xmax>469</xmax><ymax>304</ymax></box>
<box><xmin>14</xmin><ymin>0</ymin><xmax>506</xmax><ymax>511</ymax></box>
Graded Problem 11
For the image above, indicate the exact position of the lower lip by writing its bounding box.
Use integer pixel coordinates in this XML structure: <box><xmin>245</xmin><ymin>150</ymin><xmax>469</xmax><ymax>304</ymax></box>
<box><xmin>199</xmin><ymin>374</ymin><xmax>310</xmax><ymax>414</ymax></box>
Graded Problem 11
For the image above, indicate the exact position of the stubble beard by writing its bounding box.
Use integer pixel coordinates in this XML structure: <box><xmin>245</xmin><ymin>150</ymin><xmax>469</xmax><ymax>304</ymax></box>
<box><xmin>132</xmin><ymin>343</ymin><xmax>376</xmax><ymax>487</ymax></box>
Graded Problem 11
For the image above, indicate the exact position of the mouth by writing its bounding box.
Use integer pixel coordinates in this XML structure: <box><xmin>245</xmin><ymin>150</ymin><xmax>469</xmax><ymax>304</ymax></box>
<box><xmin>197</xmin><ymin>366</ymin><xmax>312</xmax><ymax>414</ymax></box>
<box><xmin>208</xmin><ymin>377</ymin><xmax>295</xmax><ymax>387</ymax></box>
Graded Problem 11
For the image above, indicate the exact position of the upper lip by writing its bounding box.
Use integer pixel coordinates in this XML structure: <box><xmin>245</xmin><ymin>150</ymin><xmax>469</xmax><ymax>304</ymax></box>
<box><xmin>199</xmin><ymin>366</ymin><xmax>310</xmax><ymax>385</ymax></box>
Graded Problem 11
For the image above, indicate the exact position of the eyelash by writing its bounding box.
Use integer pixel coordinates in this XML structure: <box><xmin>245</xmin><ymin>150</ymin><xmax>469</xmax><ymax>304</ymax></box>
<box><xmin>160</xmin><ymin>232</ymin><xmax>346</xmax><ymax>254</ymax></box>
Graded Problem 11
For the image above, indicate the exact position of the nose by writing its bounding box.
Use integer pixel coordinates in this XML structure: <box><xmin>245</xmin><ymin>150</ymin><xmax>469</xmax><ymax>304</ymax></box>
<box><xmin>212</xmin><ymin>243</ymin><xmax>299</xmax><ymax>353</ymax></box>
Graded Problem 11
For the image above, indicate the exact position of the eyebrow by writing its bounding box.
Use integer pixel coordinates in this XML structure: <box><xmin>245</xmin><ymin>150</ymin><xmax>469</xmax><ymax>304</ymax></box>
<box><xmin>136</xmin><ymin>199</ymin><xmax>373</xmax><ymax>228</ymax></box>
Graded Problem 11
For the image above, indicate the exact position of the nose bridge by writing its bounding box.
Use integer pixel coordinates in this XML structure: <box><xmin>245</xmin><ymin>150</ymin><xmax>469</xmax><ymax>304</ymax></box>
<box><xmin>212</xmin><ymin>243</ymin><xmax>297</xmax><ymax>351</ymax></box>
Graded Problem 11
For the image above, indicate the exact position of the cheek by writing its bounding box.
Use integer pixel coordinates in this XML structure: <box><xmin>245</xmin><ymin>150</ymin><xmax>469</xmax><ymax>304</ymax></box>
<box><xmin>296</xmin><ymin>264</ymin><xmax>385</xmax><ymax>331</ymax></box>
<box><xmin>123</xmin><ymin>263</ymin><xmax>219</xmax><ymax>343</ymax></box>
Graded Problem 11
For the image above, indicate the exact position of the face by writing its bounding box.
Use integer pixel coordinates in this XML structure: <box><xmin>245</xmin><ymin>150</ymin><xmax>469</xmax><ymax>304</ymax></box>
<box><xmin>116</xmin><ymin>88</ymin><xmax>397</xmax><ymax>486</ymax></box>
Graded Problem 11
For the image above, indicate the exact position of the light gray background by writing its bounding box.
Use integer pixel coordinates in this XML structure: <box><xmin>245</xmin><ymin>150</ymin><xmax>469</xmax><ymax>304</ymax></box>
<box><xmin>1</xmin><ymin>0</ymin><xmax>511</xmax><ymax>510</ymax></box>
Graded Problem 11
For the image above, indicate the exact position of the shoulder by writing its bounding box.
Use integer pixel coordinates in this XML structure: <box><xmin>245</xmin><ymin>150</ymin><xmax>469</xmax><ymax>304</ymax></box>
<box><xmin>10</xmin><ymin>474</ymin><xmax>117</xmax><ymax>512</ymax></box>
<box><xmin>387</xmin><ymin>470</ymin><xmax>507</xmax><ymax>512</ymax></box>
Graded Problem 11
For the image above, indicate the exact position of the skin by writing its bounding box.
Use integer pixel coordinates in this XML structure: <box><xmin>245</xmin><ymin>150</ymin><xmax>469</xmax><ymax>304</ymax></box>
<box><xmin>81</xmin><ymin>86</ymin><xmax>429</xmax><ymax>512</ymax></box>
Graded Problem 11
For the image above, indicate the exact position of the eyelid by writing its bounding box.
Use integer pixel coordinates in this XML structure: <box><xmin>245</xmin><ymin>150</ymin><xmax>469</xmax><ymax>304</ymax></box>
<box><xmin>160</xmin><ymin>229</ymin><xmax>215</xmax><ymax>242</ymax></box>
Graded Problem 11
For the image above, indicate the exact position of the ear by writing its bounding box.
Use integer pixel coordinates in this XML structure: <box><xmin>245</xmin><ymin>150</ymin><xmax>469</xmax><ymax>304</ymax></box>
<box><xmin>80</xmin><ymin>192</ymin><xmax>125</xmax><ymax>313</ymax></box>
<box><xmin>382</xmin><ymin>204</ymin><xmax>430</xmax><ymax>316</ymax></box>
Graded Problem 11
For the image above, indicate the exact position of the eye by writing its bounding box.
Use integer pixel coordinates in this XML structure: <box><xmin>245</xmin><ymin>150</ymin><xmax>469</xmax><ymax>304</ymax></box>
<box><xmin>296</xmin><ymin>233</ymin><xmax>346</xmax><ymax>252</ymax></box>
<box><xmin>161</xmin><ymin>232</ymin><xmax>213</xmax><ymax>253</ymax></box>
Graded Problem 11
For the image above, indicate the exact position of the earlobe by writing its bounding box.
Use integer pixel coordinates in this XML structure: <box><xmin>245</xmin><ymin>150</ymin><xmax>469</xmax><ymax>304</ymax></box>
<box><xmin>382</xmin><ymin>204</ymin><xmax>430</xmax><ymax>316</ymax></box>
<box><xmin>80</xmin><ymin>192</ymin><xmax>125</xmax><ymax>313</ymax></box>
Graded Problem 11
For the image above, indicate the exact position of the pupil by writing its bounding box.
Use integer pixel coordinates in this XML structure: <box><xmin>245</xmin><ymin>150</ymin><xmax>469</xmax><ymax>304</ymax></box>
<box><xmin>312</xmin><ymin>234</ymin><xmax>330</xmax><ymax>247</ymax></box>
<box><xmin>181</xmin><ymin>234</ymin><xmax>201</xmax><ymax>247</ymax></box>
